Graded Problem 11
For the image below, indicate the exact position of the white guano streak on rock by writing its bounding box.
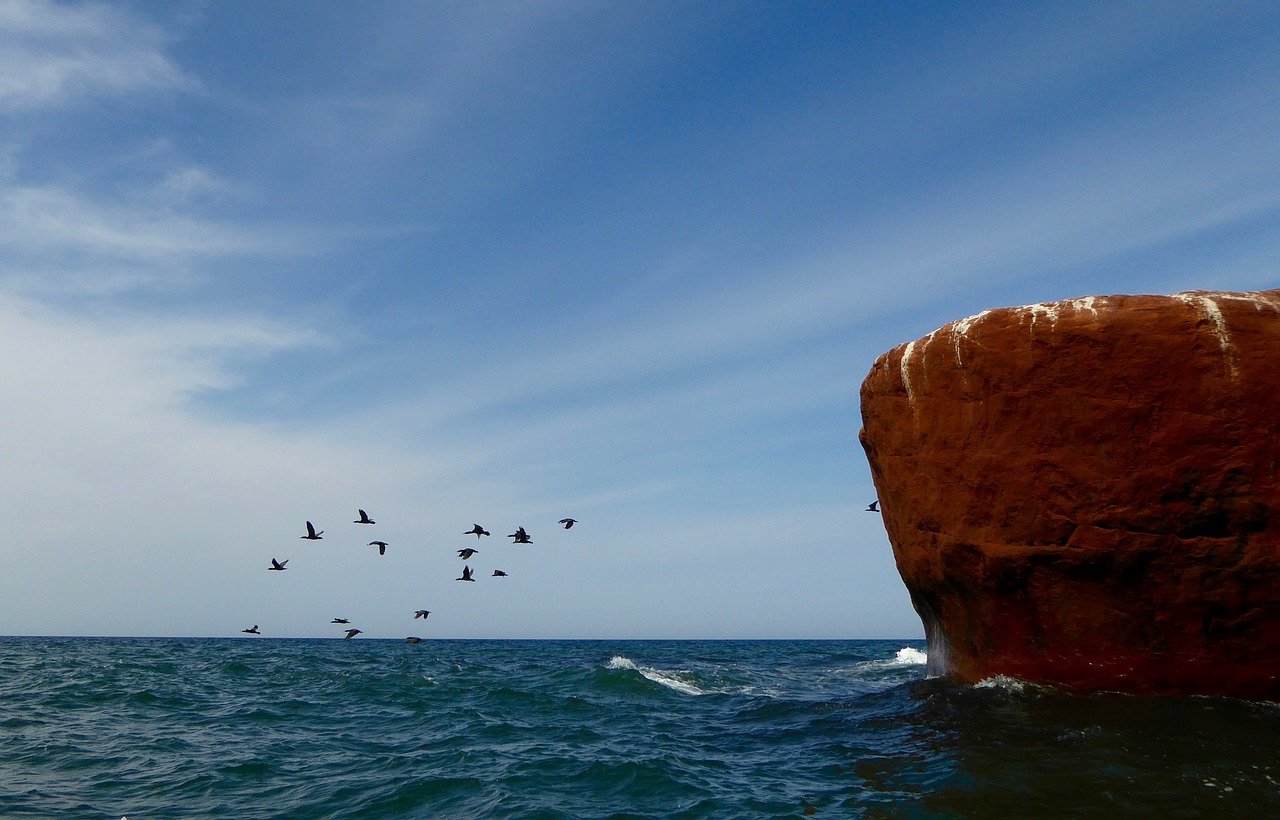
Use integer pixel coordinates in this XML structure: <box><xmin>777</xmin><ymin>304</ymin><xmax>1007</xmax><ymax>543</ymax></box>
<box><xmin>899</xmin><ymin>339</ymin><xmax>917</xmax><ymax>412</ymax></box>
<box><xmin>949</xmin><ymin>310</ymin><xmax>992</xmax><ymax>369</ymax></box>
<box><xmin>1025</xmin><ymin>303</ymin><xmax>1058</xmax><ymax>331</ymax></box>
<box><xmin>1205</xmin><ymin>291</ymin><xmax>1280</xmax><ymax>314</ymax></box>
<box><xmin>899</xmin><ymin>329</ymin><xmax>944</xmax><ymax>417</ymax></box>
<box><xmin>1069</xmin><ymin>296</ymin><xmax>1102</xmax><ymax>318</ymax></box>
<box><xmin>1020</xmin><ymin>295</ymin><xmax>1105</xmax><ymax>333</ymax></box>
<box><xmin>1174</xmin><ymin>293</ymin><xmax>1239</xmax><ymax>380</ymax></box>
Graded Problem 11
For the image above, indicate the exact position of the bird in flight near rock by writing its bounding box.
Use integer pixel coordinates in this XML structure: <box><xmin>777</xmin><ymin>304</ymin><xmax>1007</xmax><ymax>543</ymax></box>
<box><xmin>241</xmin><ymin>625</ymin><xmax>261</xmax><ymax>634</ymax></box>
<box><xmin>354</xmin><ymin>509</ymin><xmax>375</xmax><ymax>524</ymax></box>
<box><xmin>369</xmin><ymin>540</ymin><xmax>388</xmax><ymax>555</ymax></box>
<box><xmin>466</xmin><ymin>524</ymin><xmax>490</xmax><ymax>538</ymax></box>
<box><xmin>558</xmin><ymin>518</ymin><xmax>577</xmax><ymax>529</ymax></box>
<box><xmin>344</xmin><ymin>628</ymin><xmax>362</xmax><ymax>639</ymax></box>
<box><xmin>268</xmin><ymin>559</ymin><xmax>288</xmax><ymax>571</ymax></box>
<box><xmin>331</xmin><ymin>618</ymin><xmax>350</xmax><ymax>624</ymax></box>
<box><xmin>457</xmin><ymin>565</ymin><xmax>475</xmax><ymax>582</ymax></box>
<box><xmin>457</xmin><ymin>547</ymin><xmax>479</xmax><ymax>560</ymax></box>
<box><xmin>492</xmin><ymin>569</ymin><xmax>508</xmax><ymax>577</ymax></box>
<box><xmin>866</xmin><ymin>500</ymin><xmax>880</xmax><ymax>512</ymax></box>
<box><xmin>414</xmin><ymin>610</ymin><xmax>431</xmax><ymax>619</ymax></box>
<box><xmin>302</xmin><ymin>521</ymin><xmax>323</xmax><ymax>540</ymax></box>
<box><xmin>509</xmin><ymin>527</ymin><xmax>532</xmax><ymax>544</ymax></box>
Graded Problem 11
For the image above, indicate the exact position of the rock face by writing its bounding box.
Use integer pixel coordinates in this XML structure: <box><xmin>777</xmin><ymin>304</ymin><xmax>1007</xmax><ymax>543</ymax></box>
<box><xmin>859</xmin><ymin>289</ymin><xmax>1280</xmax><ymax>698</ymax></box>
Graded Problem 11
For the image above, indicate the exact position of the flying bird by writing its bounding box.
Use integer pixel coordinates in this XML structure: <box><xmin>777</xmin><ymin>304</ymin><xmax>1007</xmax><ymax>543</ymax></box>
<box><xmin>465</xmin><ymin>524</ymin><xmax>490</xmax><ymax>538</ymax></box>
<box><xmin>414</xmin><ymin>610</ymin><xmax>431</xmax><ymax>619</ymax></box>
<box><xmin>369</xmin><ymin>541</ymin><xmax>388</xmax><ymax>555</ymax></box>
<box><xmin>241</xmin><ymin>625</ymin><xmax>260</xmax><ymax>634</ymax></box>
<box><xmin>558</xmin><ymin>518</ymin><xmax>577</xmax><ymax>529</ymax></box>
<box><xmin>457</xmin><ymin>547</ymin><xmax>479</xmax><ymax>560</ymax></box>
<box><xmin>866</xmin><ymin>500</ymin><xmax>880</xmax><ymax>512</ymax></box>
<box><xmin>344</xmin><ymin>628</ymin><xmax>362</xmax><ymax>639</ymax></box>
<box><xmin>268</xmin><ymin>559</ymin><xmax>288</xmax><ymax>571</ymax></box>
<box><xmin>331</xmin><ymin>618</ymin><xmax>349</xmax><ymax>624</ymax></box>
<box><xmin>492</xmin><ymin>570</ymin><xmax>508</xmax><ymax>577</ymax></box>
<box><xmin>508</xmin><ymin>527</ymin><xmax>532</xmax><ymax>544</ymax></box>
<box><xmin>354</xmin><ymin>509</ymin><xmax>376</xmax><ymax>524</ymax></box>
<box><xmin>302</xmin><ymin>521</ymin><xmax>323</xmax><ymax>540</ymax></box>
<box><xmin>457</xmin><ymin>565</ymin><xmax>475</xmax><ymax>582</ymax></box>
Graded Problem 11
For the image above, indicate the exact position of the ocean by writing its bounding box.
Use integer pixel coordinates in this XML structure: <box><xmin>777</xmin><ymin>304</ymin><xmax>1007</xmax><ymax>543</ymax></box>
<box><xmin>2</xmin><ymin>637</ymin><xmax>1278</xmax><ymax>818</ymax></box>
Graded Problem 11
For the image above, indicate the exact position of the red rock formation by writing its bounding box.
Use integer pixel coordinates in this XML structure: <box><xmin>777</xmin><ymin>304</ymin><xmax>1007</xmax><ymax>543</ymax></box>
<box><xmin>859</xmin><ymin>289</ymin><xmax>1280</xmax><ymax>698</ymax></box>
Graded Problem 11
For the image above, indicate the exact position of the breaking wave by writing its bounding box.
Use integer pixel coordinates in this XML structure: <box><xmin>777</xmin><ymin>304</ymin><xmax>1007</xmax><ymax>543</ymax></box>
<box><xmin>975</xmin><ymin>675</ymin><xmax>1027</xmax><ymax>692</ymax></box>
<box><xmin>894</xmin><ymin>647</ymin><xmax>928</xmax><ymax>665</ymax></box>
<box><xmin>606</xmin><ymin>656</ymin><xmax>706</xmax><ymax>695</ymax></box>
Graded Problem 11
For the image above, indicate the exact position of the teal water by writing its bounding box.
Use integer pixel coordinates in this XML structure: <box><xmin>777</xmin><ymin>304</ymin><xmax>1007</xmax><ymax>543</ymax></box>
<box><xmin>1</xmin><ymin>638</ymin><xmax>1278</xmax><ymax>818</ymax></box>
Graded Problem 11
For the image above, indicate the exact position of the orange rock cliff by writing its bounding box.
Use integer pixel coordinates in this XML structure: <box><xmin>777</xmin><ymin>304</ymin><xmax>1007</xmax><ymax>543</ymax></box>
<box><xmin>859</xmin><ymin>289</ymin><xmax>1280</xmax><ymax>697</ymax></box>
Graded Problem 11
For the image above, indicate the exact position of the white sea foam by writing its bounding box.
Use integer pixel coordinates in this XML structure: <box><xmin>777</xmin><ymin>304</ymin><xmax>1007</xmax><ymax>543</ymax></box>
<box><xmin>607</xmin><ymin>656</ymin><xmax>705</xmax><ymax>696</ymax></box>
<box><xmin>893</xmin><ymin>647</ymin><xmax>928</xmax><ymax>665</ymax></box>
<box><xmin>974</xmin><ymin>675</ymin><xmax>1026</xmax><ymax>692</ymax></box>
<box><xmin>853</xmin><ymin>646</ymin><xmax>929</xmax><ymax>673</ymax></box>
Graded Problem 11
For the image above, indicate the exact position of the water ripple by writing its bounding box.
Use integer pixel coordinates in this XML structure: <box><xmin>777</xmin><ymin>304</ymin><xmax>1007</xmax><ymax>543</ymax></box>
<box><xmin>4</xmin><ymin>638</ymin><xmax>1280</xmax><ymax>817</ymax></box>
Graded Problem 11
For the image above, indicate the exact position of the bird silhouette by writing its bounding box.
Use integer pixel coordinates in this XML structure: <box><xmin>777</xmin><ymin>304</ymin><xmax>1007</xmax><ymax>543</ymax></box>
<box><xmin>331</xmin><ymin>618</ymin><xmax>349</xmax><ymax>624</ymax></box>
<box><xmin>369</xmin><ymin>540</ymin><xmax>388</xmax><ymax>555</ymax></box>
<box><xmin>866</xmin><ymin>500</ymin><xmax>880</xmax><ymax>512</ymax></box>
<box><xmin>354</xmin><ymin>509</ymin><xmax>376</xmax><ymax>524</ymax></box>
<box><xmin>457</xmin><ymin>565</ymin><xmax>475</xmax><ymax>582</ymax></box>
<box><xmin>405</xmin><ymin>636</ymin><xmax>422</xmax><ymax>644</ymax></box>
<box><xmin>508</xmin><ymin>526</ymin><xmax>532</xmax><ymax>544</ymax></box>
<box><xmin>465</xmin><ymin>524</ymin><xmax>490</xmax><ymax>538</ymax></box>
<box><xmin>241</xmin><ymin>625</ymin><xmax>260</xmax><ymax>634</ymax></box>
<box><xmin>344</xmin><ymin>628</ymin><xmax>362</xmax><ymax>639</ymax></box>
<box><xmin>302</xmin><ymin>521</ymin><xmax>323</xmax><ymax>540</ymax></box>
<box><xmin>414</xmin><ymin>610</ymin><xmax>431</xmax><ymax>619</ymax></box>
<box><xmin>492</xmin><ymin>569</ymin><xmax>508</xmax><ymax>577</ymax></box>
<box><xmin>558</xmin><ymin>518</ymin><xmax>577</xmax><ymax>529</ymax></box>
<box><xmin>457</xmin><ymin>547</ymin><xmax>479</xmax><ymax>560</ymax></box>
<box><xmin>268</xmin><ymin>558</ymin><xmax>288</xmax><ymax>571</ymax></box>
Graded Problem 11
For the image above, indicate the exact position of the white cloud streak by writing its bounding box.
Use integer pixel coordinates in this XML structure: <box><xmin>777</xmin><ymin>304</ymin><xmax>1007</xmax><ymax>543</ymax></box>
<box><xmin>0</xmin><ymin>184</ymin><xmax>294</xmax><ymax>261</ymax></box>
<box><xmin>0</xmin><ymin>0</ymin><xmax>191</xmax><ymax>111</ymax></box>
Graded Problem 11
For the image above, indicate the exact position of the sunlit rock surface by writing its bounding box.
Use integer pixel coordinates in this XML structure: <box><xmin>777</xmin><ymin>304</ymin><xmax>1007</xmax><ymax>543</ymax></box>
<box><xmin>860</xmin><ymin>289</ymin><xmax>1280</xmax><ymax>697</ymax></box>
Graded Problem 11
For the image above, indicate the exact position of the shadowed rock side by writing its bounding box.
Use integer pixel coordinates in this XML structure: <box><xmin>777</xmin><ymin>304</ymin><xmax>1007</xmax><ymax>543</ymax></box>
<box><xmin>859</xmin><ymin>289</ymin><xmax>1280</xmax><ymax>698</ymax></box>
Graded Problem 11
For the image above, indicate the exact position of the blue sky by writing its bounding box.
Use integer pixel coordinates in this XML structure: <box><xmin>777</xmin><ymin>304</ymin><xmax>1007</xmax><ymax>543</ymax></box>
<box><xmin>2</xmin><ymin>0</ymin><xmax>1278</xmax><ymax>639</ymax></box>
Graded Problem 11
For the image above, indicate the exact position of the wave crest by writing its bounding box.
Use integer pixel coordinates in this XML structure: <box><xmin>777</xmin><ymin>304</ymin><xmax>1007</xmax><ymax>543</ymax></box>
<box><xmin>894</xmin><ymin>647</ymin><xmax>928</xmax><ymax>665</ymax></box>
<box><xmin>606</xmin><ymin>656</ymin><xmax>705</xmax><ymax>695</ymax></box>
<box><xmin>975</xmin><ymin>675</ymin><xmax>1026</xmax><ymax>692</ymax></box>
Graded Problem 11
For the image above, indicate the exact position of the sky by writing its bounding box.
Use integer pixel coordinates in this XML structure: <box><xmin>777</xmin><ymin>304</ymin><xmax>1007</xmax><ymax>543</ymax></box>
<box><xmin>2</xmin><ymin>0</ymin><xmax>1279</xmax><ymax>640</ymax></box>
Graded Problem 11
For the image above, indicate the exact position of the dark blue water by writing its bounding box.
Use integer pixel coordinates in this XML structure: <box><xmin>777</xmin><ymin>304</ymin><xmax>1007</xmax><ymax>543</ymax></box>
<box><xmin>1</xmin><ymin>638</ymin><xmax>1278</xmax><ymax>818</ymax></box>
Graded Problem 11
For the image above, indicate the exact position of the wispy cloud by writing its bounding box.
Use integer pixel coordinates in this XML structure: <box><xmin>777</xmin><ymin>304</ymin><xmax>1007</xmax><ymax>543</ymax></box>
<box><xmin>0</xmin><ymin>0</ymin><xmax>192</xmax><ymax>111</ymax></box>
<box><xmin>0</xmin><ymin>183</ymin><xmax>296</xmax><ymax>263</ymax></box>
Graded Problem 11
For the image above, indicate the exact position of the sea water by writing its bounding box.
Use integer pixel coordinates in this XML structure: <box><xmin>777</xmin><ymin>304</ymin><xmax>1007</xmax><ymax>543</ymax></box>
<box><xmin>1</xmin><ymin>637</ymin><xmax>1278</xmax><ymax>818</ymax></box>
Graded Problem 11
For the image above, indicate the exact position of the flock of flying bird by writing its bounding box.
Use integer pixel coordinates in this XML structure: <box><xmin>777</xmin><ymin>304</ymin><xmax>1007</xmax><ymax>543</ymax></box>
<box><xmin>240</xmin><ymin>511</ymin><xmax>577</xmax><ymax>640</ymax></box>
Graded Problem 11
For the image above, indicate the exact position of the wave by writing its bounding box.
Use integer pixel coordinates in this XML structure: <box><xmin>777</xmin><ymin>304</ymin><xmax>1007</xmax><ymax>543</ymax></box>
<box><xmin>974</xmin><ymin>674</ymin><xmax>1027</xmax><ymax>692</ymax></box>
<box><xmin>855</xmin><ymin>647</ymin><xmax>928</xmax><ymax>672</ymax></box>
<box><xmin>893</xmin><ymin>647</ymin><xmax>928</xmax><ymax>665</ymax></box>
<box><xmin>606</xmin><ymin>656</ymin><xmax>706</xmax><ymax>696</ymax></box>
